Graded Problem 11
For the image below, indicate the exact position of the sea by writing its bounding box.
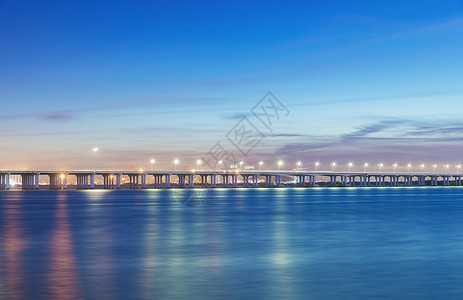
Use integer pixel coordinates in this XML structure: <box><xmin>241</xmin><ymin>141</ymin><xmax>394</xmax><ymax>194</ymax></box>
<box><xmin>1</xmin><ymin>187</ymin><xmax>463</xmax><ymax>299</ymax></box>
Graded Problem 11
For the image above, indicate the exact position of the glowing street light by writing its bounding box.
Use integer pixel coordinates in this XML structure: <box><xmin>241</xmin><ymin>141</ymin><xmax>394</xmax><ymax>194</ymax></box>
<box><xmin>457</xmin><ymin>164</ymin><xmax>461</xmax><ymax>174</ymax></box>
<box><xmin>150</xmin><ymin>159</ymin><xmax>155</xmax><ymax>171</ymax></box>
<box><xmin>174</xmin><ymin>159</ymin><xmax>179</xmax><ymax>171</ymax></box>
<box><xmin>296</xmin><ymin>161</ymin><xmax>302</xmax><ymax>169</ymax></box>
<box><xmin>444</xmin><ymin>164</ymin><xmax>450</xmax><ymax>173</ymax></box>
<box><xmin>393</xmin><ymin>163</ymin><xmax>398</xmax><ymax>172</ymax></box>
<box><xmin>364</xmin><ymin>163</ymin><xmax>368</xmax><ymax>172</ymax></box>
<box><xmin>420</xmin><ymin>164</ymin><xmax>425</xmax><ymax>173</ymax></box>
<box><xmin>407</xmin><ymin>163</ymin><xmax>412</xmax><ymax>172</ymax></box>
<box><xmin>258</xmin><ymin>161</ymin><xmax>264</xmax><ymax>171</ymax></box>
<box><xmin>432</xmin><ymin>164</ymin><xmax>437</xmax><ymax>172</ymax></box>
<box><xmin>92</xmin><ymin>147</ymin><xmax>98</xmax><ymax>171</ymax></box>
<box><xmin>347</xmin><ymin>162</ymin><xmax>353</xmax><ymax>172</ymax></box>
<box><xmin>377</xmin><ymin>163</ymin><xmax>384</xmax><ymax>172</ymax></box>
<box><xmin>239</xmin><ymin>161</ymin><xmax>244</xmax><ymax>171</ymax></box>
<box><xmin>218</xmin><ymin>160</ymin><xmax>223</xmax><ymax>170</ymax></box>
<box><xmin>315</xmin><ymin>162</ymin><xmax>320</xmax><ymax>171</ymax></box>
<box><xmin>277</xmin><ymin>160</ymin><xmax>284</xmax><ymax>171</ymax></box>
<box><xmin>331</xmin><ymin>162</ymin><xmax>336</xmax><ymax>172</ymax></box>
<box><xmin>196</xmin><ymin>159</ymin><xmax>202</xmax><ymax>170</ymax></box>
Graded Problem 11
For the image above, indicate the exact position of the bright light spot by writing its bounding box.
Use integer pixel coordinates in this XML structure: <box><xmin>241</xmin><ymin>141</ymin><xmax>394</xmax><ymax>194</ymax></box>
<box><xmin>277</xmin><ymin>160</ymin><xmax>283</xmax><ymax>166</ymax></box>
<box><xmin>150</xmin><ymin>159</ymin><xmax>155</xmax><ymax>164</ymax></box>
<box><xmin>92</xmin><ymin>147</ymin><xmax>98</xmax><ymax>152</ymax></box>
<box><xmin>196</xmin><ymin>159</ymin><xmax>202</xmax><ymax>165</ymax></box>
<box><xmin>139</xmin><ymin>169</ymin><xmax>143</xmax><ymax>172</ymax></box>
<box><xmin>174</xmin><ymin>159</ymin><xmax>179</xmax><ymax>165</ymax></box>
<box><xmin>60</xmin><ymin>174</ymin><xmax>65</xmax><ymax>179</ymax></box>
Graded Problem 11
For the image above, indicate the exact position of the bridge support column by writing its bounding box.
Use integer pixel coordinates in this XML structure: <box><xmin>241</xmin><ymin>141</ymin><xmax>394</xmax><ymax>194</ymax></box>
<box><xmin>179</xmin><ymin>175</ymin><xmax>186</xmax><ymax>188</ymax></box>
<box><xmin>200</xmin><ymin>175</ymin><xmax>205</xmax><ymax>188</ymax></box>
<box><xmin>116</xmin><ymin>174</ymin><xmax>121</xmax><ymax>189</ymax></box>
<box><xmin>330</xmin><ymin>176</ymin><xmax>335</xmax><ymax>186</ymax></box>
<box><xmin>141</xmin><ymin>174</ymin><xmax>146</xmax><ymax>188</ymax></box>
<box><xmin>35</xmin><ymin>174</ymin><xmax>40</xmax><ymax>189</ymax></box>
<box><xmin>231</xmin><ymin>175</ymin><xmax>237</xmax><ymax>188</ymax></box>
<box><xmin>22</xmin><ymin>174</ymin><xmax>38</xmax><ymax>190</ymax></box>
<box><xmin>49</xmin><ymin>174</ymin><xmax>60</xmax><ymax>189</ymax></box>
<box><xmin>0</xmin><ymin>174</ymin><xmax>4</xmax><ymax>190</ymax></box>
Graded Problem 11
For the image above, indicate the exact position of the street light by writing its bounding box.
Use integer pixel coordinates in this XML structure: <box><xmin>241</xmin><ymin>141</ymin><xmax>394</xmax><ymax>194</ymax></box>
<box><xmin>364</xmin><ymin>163</ymin><xmax>368</xmax><ymax>172</ymax></box>
<box><xmin>347</xmin><ymin>162</ymin><xmax>353</xmax><ymax>172</ymax></box>
<box><xmin>296</xmin><ymin>161</ymin><xmax>302</xmax><ymax>169</ymax></box>
<box><xmin>277</xmin><ymin>160</ymin><xmax>284</xmax><ymax>171</ymax></box>
<box><xmin>150</xmin><ymin>159</ymin><xmax>155</xmax><ymax>171</ymax></box>
<box><xmin>258</xmin><ymin>161</ymin><xmax>264</xmax><ymax>171</ymax></box>
<box><xmin>407</xmin><ymin>163</ymin><xmax>412</xmax><ymax>172</ymax></box>
<box><xmin>218</xmin><ymin>160</ymin><xmax>223</xmax><ymax>170</ymax></box>
<box><xmin>378</xmin><ymin>163</ymin><xmax>384</xmax><ymax>172</ymax></box>
<box><xmin>331</xmin><ymin>162</ymin><xmax>336</xmax><ymax>172</ymax></box>
<box><xmin>196</xmin><ymin>159</ymin><xmax>202</xmax><ymax>170</ymax></box>
<box><xmin>393</xmin><ymin>163</ymin><xmax>398</xmax><ymax>172</ymax></box>
<box><xmin>239</xmin><ymin>161</ymin><xmax>244</xmax><ymax>171</ymax></box>
<box><xmin>432</xmin><ymin>164</ymin><xmax>437</xmax><ymax>172</ymax></box>
<box><xmin>420</xmin><ymin>164</ymin><xmax>425</xmax><ymax>173</ymax></box>
<box><xmin>445</xmin><ymin>164</ymin><xmax>450</xmax><ymax>173</ymax></box>
<box><xmin>315</xmin><ymin>162</ymin><xmax>320</xmax><ymax>171</ymax></box>
<box><xmin>457</xmin><ymin>164</ymin><xmax>461</xmax><ymax>174</ymax></box>
<box><xmin>174</xmin><ymin>159</ymin><xmax>179</xmax><ymax>171</ymax></box>
<box><xmin>92</xmin><ymin>147</ymin><xmax>98</xmax><ymax>171</ymax></box>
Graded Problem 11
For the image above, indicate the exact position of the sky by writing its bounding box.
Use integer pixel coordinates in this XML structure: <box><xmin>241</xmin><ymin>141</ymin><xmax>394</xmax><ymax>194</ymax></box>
<box><xmin>1</xmin><ymin>0</ymin><xmax>463</xmax><ymax>172</ymax></box>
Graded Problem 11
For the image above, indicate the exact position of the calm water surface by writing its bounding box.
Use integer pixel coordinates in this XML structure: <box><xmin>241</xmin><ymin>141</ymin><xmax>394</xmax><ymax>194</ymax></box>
<box><xmin>1</xmin><ymin>187</ymin><xmax>463</xmax><ymax>299</ymax></box>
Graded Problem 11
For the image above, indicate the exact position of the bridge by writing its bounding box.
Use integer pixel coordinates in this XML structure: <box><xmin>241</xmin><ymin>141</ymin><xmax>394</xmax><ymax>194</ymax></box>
<box><xmin>0</xmin><ymin>170</ymin><xmax>462</xmax><ymax>190</ymax></box>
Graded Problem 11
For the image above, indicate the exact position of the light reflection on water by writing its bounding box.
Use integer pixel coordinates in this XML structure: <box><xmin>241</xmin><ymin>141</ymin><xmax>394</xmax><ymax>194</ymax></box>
<box><xmin>47</xmin><ymin>193</ymin><xmax>81</xmax><ymax>299</ymax></box>
<box><xmin>1</xmin><ymin>188</ymin><xmax>463</xmax><ymax>299</ymax></box>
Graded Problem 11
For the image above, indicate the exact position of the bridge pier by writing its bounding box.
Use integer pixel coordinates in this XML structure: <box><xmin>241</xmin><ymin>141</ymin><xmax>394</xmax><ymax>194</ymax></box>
<box><xmin>456</xmin><ymin>176</ymin><xmax>462</xmax><ymax>186</ymax></box>
<box><xmin>330</xmin><ymin>175</ymin><xmax>336</xmax><ymax>186</ymax></box>
<box><xmin>76</xmin><ymin>175</ymin><xmax>90</xmax><ymax>189</ymax></box>
<box><xmin>0</xmin><ymin>173</ymin><xmax>10</xmax><ymax>190</ymax></box>
<box><xmin>178</xmin><ymin>175</ymin><xmax>186</xmax><ymax>188</ymax></box>
<box><xmin>128</xmin><ymin>175</ymin><xmax>139</xmax><ymax>189</ymax></box>
<box><xmin>102</xmin><ymin>174</ymin><xmax>115</xmax><ymax>189</ymax></box>
<box><xmin>116</xmin><ymin>174</ymin><xmax>121</xmax><ymax>189</ymax></box>
<box><xmin>49</xmin><ymin>174</ymin><xmax>61</xmax><ymax>189</ymax></box>
<box><xmin>242</xmin><ymin>175</ymin><xmax>248</xmax><ymax>188</ymax></box>
<box><xmin>22</xmin><ymin>174</ymin><xmax>39</xmax><ymax>190</ymax></box>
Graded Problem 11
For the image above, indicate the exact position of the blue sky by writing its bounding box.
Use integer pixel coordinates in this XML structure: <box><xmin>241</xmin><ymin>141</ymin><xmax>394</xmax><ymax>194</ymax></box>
<box><xmin>1</xmin><ymin>0</ymin><xmax>463</xmax><ymax>171</ymax></box>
